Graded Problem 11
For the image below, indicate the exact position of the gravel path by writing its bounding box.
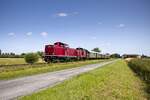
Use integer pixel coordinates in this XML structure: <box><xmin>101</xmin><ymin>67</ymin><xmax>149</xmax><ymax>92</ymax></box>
<box><xmin>0</xmin><ymin>60</ymin><xmax>116</xmax><ymax>100</ymax></box>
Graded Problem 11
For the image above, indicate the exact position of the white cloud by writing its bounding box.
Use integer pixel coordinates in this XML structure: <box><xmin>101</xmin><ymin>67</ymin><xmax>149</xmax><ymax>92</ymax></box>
<box><xmin>117</xmin><ymin>24</ymin><xmax>125</xmax><ymax>28</ymax></box>
<box><xmin>57</xmin><ymin>13</ymin><xmax>68</xmax><ymax>17</ymax></box>
<box><xmin>40</xmin><ymin>32</ymin><xmax>48</xmax><ymax>37</ymax></box>
<box><xmin>26</xmin><ymin>32</ymin><xmax>32</xmax><ymax>36</ymax></box>
<box><xmin>55</xmin><ymin>12</ymin><xmax>79</xmax><ymax>17</ymax></box>
<box><xmin>8</xmin><ymin>32</ymin><xmax>15</xmax><ymax>36</ymax></box>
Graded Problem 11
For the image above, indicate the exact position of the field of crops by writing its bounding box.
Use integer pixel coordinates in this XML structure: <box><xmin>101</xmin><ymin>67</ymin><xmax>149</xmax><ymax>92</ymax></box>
<box><xmin>0</xmin><ymin>58</ymin><xmax>44</xmax><ymax>65</ymax></box>
<box><xmin>128</xmin><ymin>58</ymin><xmax>150</xmax><ymax>95</ymax></box>
<box><xmin>0</xmin><ymin>58</ymin><xmax>26</xmax><ymax>65</ymax></box>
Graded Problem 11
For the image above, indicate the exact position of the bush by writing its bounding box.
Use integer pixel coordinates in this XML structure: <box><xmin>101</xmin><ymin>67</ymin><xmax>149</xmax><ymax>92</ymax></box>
<box><xmin>128</xmin><ymin>58</ymin><xmax>150</xmax><ymax>94</ymax></box>
<box><xmin>24</xmin><ymin>53</ymin><xmax>39</xmax><ymax>64</ymax></box>
<box><xmin>128</xmin><ymin>59</ymin><xmax>150</xmax><ymax>82</ymax></box>
<box><xmin>37</xmin><ymin>51</ymin><xmax>43</xmax><ymax>58</ymax></box>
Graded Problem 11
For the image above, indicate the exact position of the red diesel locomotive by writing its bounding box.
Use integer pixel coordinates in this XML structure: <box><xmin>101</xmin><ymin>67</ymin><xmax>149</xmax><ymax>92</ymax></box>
<box><xmin>44</xmin><ymin>42</ymin><xmax>89</xmax><ymax>62</ymax></box>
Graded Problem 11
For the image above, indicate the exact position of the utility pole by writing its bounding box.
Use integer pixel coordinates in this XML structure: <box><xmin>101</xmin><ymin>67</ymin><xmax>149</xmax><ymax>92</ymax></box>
<box><xmin>0</xmin><ymin>49</ymin><xmax>1</xmax><ymax>55</ymax></box>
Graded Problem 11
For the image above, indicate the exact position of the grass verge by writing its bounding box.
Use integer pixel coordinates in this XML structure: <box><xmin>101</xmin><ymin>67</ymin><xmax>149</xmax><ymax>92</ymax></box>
<box><xmin>21</xmin><ymin>60</ymin><xmax>148</xmax><ymax>100</ymax></box>
<box><xmin>0</xmin><ymin>59</ymin><xmax>109</xmax><ymax>80</ymax></box>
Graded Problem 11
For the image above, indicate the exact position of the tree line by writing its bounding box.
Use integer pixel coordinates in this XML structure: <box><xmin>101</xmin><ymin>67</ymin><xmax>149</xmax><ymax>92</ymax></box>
<box><xmin>0</xmin><ymin>49</ymin><xmax>43</xmax><ymax>58</ymax></box>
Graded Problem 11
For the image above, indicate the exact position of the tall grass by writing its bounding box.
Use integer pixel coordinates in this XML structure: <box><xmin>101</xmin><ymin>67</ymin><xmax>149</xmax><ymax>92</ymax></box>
<box><xmin>128</xmin><ymin>58</ymin><xmax>150</xmax><ymax>95</ymax></box>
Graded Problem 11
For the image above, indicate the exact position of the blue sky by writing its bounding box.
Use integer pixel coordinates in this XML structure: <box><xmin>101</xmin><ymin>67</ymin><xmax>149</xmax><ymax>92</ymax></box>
<box><xmin>0</xmin><ymin>0</ymin><xmax>150</xmax><ymax>55</ymax></box>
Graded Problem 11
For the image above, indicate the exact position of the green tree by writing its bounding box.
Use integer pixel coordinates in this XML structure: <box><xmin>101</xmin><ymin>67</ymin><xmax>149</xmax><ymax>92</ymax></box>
<box><xmin>21</xmin><ymin>53</ymin><xmax>26</xmax><ymax>57</ymax></box>
<box><xmin>92</xmin><ymin>47</ymin><xmax>101</xmax><ymax>53</ymax></box>
<box><xmin>110</xmin><ymin>53</ymin><xmax>121</xmax><ymax>58</ymax></box>
<box><xmin>24</xmin><ymin>53</ymin><xmax>39</xmax><ymax>64</ymax></box>
<box><xmin>37</xmin><ymin>51</ymin><xmax>43</xmax><ymax>58</ymax></box>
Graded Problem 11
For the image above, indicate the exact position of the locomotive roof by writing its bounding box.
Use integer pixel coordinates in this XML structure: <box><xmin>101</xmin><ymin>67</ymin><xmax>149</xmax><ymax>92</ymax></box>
<box><xmin>76</xmin><ymin>48</ymin><xmax>89</xmax><ymax>52</ymax></box>
<box><xmin>54</xmin><ymin>42</ymin><xmax>68</xmax><ymax>46</ymax></box>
